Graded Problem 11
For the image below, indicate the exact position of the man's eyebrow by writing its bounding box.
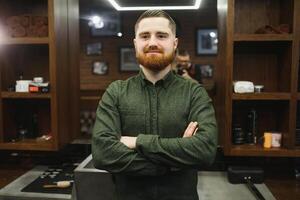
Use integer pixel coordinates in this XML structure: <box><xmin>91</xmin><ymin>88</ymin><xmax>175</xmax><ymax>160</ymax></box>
<box><xmin>138</xmin><ymin>32</ymin><xmax>150</xmax><ymax>36</ymax></box>
<box><xmin>157</xmin><ymin>31</ymin><xmax>169</xmax><ymax>35</ymax></box>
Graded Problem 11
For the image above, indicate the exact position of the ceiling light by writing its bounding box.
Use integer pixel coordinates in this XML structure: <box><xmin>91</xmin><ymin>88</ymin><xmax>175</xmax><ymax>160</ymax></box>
<box><xmin>209</xmin><ymin>32</ymin><xmax>216</xmax><ymax>38</ymax></box>
<box><xmin>105</xmin><ymin>0</ymin><xmax>202</xmax><ymax>11</ymax></box>
<box><xmin>88</xmin><ymin>15</ymin><xmax>104</xmax><ymax>29</ymax></box>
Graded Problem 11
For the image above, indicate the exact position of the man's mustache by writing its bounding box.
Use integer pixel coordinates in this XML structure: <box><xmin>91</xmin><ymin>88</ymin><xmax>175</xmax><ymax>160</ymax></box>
<box><xmin>143</xmin><ymin>46</ymin><xmax>163</xmax><ymax>53</ymax></box>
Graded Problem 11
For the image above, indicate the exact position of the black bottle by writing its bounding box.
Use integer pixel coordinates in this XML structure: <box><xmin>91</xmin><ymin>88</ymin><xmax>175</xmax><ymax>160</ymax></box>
<box><xmin>246</xmin><ymin>109</ymin><xmax>258</xmax><ymax>144</ymax></box>
<box><xmin>232</xmin><ymin>124</ymin><xmax>245</xmax><ymax>145</ymax></box>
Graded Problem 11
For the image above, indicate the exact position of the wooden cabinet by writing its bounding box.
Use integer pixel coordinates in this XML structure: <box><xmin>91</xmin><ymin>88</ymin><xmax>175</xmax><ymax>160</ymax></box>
<box><xmin>0</xmin><ymin>0</ymin><xmax>79</xmax><ymax>151</ymax></box>
<box><xmin>217</xmin><ymin>0</ymin><xmax>300</xmax><ymax>156</ymax></box>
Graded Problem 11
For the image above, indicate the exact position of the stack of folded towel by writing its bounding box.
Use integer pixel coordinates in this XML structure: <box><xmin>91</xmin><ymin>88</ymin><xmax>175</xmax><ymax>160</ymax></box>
<box><xmin>5</xmin><ymin>15</ymin><xmax>48</xmax><ymax>37</ymax></box>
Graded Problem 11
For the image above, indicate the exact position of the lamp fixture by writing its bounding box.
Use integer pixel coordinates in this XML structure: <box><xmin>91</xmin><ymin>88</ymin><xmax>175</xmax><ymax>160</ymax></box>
<box><xmin>105</xmin><ymin>0</ymin><xmax>202</xmax><ymax>11</ymax></box>
<box><xmin>88</xmin><ymin>15</ymin><xmax>104</xmax><ymax>29</ymax></box>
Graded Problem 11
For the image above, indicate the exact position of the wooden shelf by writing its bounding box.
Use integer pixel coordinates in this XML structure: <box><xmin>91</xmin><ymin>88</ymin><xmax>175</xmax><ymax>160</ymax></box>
<box><xmin>80</xmin><ymin>96</ymin><xmax>100</xmax><ymax>101</ymax></box>
<box><xmin>0</xmin><ymin>139</ymin><xmax>54</xmax><ymax>151</ymax></box>
<box><xmin>234</xmin><ymin>34</ymin><xmax>293</xmax><ymax>42</ymax></box>
<box><xmin>230</xmin><ymin>144</ymin><xmax>300</xmax><ymax>157</ymax></box>
<box><xmin>0</xmin><ymin>37</ymin><xmax>49</xmax><ymax>45</ymax></box>
<box><xmin>218</xmin><ymin>0</ymin><xmax>300</xmax><ymax>157</ymax></box>
<box><xmin>232</xmin><ymin>92</ymin><xmax>291</xmax><ymax>100</ymax></box>
<box><xmin>1</xmin><ymin>92</ymin><xmax>51</xmax><ymax>99</ymax></box>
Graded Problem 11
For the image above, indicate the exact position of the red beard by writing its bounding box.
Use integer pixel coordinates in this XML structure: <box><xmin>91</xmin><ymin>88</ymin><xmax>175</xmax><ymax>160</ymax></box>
<box><xmin>136</xmin><ymin>46</ymin><xmax>175</xmax><ymax>71</ymax></box>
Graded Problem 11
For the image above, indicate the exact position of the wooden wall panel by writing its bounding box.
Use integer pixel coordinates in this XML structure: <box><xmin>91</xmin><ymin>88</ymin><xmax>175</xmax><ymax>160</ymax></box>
<box><xmin>79</xmin><ymin>7</ymin><xmax>218</xmax><ymax>93</ymax></box>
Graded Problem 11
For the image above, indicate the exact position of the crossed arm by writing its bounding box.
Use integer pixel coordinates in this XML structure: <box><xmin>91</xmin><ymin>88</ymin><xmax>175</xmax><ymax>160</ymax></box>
<box><xmin>120</xmin><ymin>121</ymin><xmax>199</xmax><ymax>149</ymax></box>
<box><xmin>92</xmin><ymin>81</ymin><xmax>217</xmax><ymax>176</ymax></box>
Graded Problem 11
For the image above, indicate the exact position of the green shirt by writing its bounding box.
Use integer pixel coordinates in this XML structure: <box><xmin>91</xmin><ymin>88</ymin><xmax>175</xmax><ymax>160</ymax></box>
<box><xmin>92</xmin><ymin>70</ymin><xmax>218</xmax><ymax>200</ymax></box>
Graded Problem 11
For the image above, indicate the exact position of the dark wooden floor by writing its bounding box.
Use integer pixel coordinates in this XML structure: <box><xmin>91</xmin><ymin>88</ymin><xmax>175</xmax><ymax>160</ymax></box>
<box><xmin>265</xmin><ymin>175</ymin><xmax>300</xmax><ymax>200</ymax></box>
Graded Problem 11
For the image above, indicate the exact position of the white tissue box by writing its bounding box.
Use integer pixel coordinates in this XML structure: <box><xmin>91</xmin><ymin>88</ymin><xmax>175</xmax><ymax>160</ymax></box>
<box><xmin>233</xmin><ymin>81</ymin><xmax>254</xmax><ymax>93</ymax></box>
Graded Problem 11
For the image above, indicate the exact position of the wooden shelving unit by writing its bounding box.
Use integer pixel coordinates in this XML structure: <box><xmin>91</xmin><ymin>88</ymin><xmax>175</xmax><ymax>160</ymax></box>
<box><xmin>233</xmin><ymin>34</ymin><xmax>294</xmax><ymax>41</ymax></box>
<box><xmin>218</xmin><ymin>0</ymin><xmax>300</xmax><ymax>156</ymax></box>
<box><xmin>1</xmin><ymin>92</ymin><xmax>51</xmax><ymax>99</ymax></box>
<box><xmin>232</xmin><ymin>93</ymin><xmax>291</xmax><ymax>100</ymax></box>
<box><xmin>0</xmin><ymin>37</ymin><xmax>49</xmax><ymax>45</ymax></box>
<box><xmin>0</xmin><ymin>0</ymin><xmax>79</xmax><ymax>151</ymax></box>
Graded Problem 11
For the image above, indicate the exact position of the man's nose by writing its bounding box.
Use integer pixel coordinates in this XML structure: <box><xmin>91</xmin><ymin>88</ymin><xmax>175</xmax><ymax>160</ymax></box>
<box><xmin>148</xmin><ymin>35</ymin><xmax>158</xmax><ymax>46</ymax></box>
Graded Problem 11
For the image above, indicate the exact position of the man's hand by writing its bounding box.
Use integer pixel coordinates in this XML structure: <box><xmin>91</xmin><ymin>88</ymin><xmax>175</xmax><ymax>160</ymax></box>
<box><xmin>120</xmin><ymin>136</ymin><xmax>137</xmax><ymax>149</ymax></box>
<box><xmin>183</xmin><ymin>122</ymin><xmax>198</xmax><ymax>138</ymax></box>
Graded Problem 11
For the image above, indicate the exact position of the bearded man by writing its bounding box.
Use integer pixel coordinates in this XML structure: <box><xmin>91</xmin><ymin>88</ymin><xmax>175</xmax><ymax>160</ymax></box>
<box><xmin>92</xmin><ymin>10</ymin><xmax>217</xmax><ymax>200</ymax></box>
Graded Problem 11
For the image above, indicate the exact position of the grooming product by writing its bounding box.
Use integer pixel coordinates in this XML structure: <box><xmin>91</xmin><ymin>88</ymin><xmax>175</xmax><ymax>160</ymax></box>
<box><xmin>263</xmin><ymin>132</ymin><xmax>272</xmax><ymax>148</ymax></box>
<box><xmin>233</xmin><ymin>81</ymin><xmax>254</xmax><ymax>93</ymax></box>
<box><xmin>271</xmin><ymin>132</ymin><xmax>282</xmax><ymax>147</ymax></box>
<box><xmin>232</xmin><ymin>124</ymin><xmax>245</xmax><ymax>145</ymax></box>
<box><xmin>43</xmin><ymin>180</ymin><xmax>73</xmax><ymax>188</ymax></box>
<box><xmin>254</xmin><ymin>85</ymin><xmax>264</xmax><ymax>93</ymax></box>
<box><xmin>15</xmin><ymin>80</ymin><xmax>32</xmax><ymax>92</ymax></box>
<box><xmin>29</xmin><ymin>76</ymin><xmax>49</xmax><ymax>93</ymax></box>
<box><xmin>33</xmin><ymin>77</ymin><xmax>43</xmax><ymax>83</ymax></box>
<box><xmin>246</xmin><ymin>109</ymin><xmax>258</xmax><ymax>144</ymax></box>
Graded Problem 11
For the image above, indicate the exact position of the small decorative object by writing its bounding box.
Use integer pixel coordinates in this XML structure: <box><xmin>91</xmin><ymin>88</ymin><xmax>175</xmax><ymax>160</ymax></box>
<box><xmin>196</xmin><ymin>28</ymin><xmax>218</xmax><ymax>55</ymax></box>
<box><xmin>119</xmin><ymin>47</ymin><xmax>139</xmax><ymax>72</ymax></box>
<box><xmin>233</xmin><ymin>81</ymin><xmax>254</xmax><ymax>93</ymax></box>
<box><xmin>89</xmin><ymin>12</ymin><xmax>121</xmax><ymax>37</ymax></box>
<box><xmin>80</xmin><ymin>110</ymin><xmax>96</xmax><ymax>135</ymax></box>
<box><xmin>86</xmin><ymin>42</ymin><xmax>102</xmax><ymax>55</ymax></box>
<box><xmin>92</xmin><ymin>61</ymin><xmax>108</xmax><ymax>75</ymax></box>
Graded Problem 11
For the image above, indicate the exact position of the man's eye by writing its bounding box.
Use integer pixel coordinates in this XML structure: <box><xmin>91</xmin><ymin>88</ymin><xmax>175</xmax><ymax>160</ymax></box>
<box><xmin>157</xmin><ymin>34</ymin><xmax>167</xmax><ymax>39</ymax></box>
<box><xmin>140</xmin><ymin>35</ymin><xmax>149</xmax><ymax>39</ymax></box>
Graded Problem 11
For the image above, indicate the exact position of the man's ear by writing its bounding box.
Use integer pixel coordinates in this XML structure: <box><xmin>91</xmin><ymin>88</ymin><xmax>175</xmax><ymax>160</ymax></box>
<box><xmin>133</xmin><ymin>38</ymin><xmax>137</xmax><ymax>49</ymax></box>
<box><xmin>174</xmin><ymin>38</ymin><xmax>178</xmax><ymax>50</ymax></box>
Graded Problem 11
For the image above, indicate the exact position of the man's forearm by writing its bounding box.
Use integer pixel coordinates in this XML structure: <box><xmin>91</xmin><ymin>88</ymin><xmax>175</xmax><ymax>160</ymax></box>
<box><xmin>120</xmin><ymin>122</ymin><xmax>198</xmax><ymax>149</ymax></box>
<box><xmin>92</xmin><ymin>134</ymin><xmax>168</xmax><ymax>176</ymax></box>
<box><xmin>135</xmin><ymin>131</ymin><xmax>217</xmax><ymax>168</ymax></box>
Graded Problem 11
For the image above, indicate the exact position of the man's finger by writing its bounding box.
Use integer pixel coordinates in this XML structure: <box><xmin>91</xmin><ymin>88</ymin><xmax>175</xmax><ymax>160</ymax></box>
<box><xmin>183</xmin><ymin>122</ymin><xmax>194</xmax><ymax>136</ymax></box>
<box><xmin>193</xmin><ymin>127</ymin><xmax>198</xmax><ymax>136</ymax></box>
<box><xmin>184</xmin><ymin>122</ymin><xmax>196</xmax><ymax>137</ymax></box>
<box><xmin>183</xmin><ymin>122</ymin><xmax>198</xmax><ymax>138</ymax></box>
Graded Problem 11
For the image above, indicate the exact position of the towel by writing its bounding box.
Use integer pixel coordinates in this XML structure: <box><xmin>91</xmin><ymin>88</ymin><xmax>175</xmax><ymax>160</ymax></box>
<box><xmin>5</xmin><ymin>15</ymin><xmax>48</xmax><ymax>37</ymax></box>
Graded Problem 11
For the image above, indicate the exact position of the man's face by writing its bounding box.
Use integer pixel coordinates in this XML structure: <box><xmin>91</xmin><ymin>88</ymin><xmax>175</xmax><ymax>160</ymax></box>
<box><xmin>134</xmin><ymin>17</ymin><xmax>178</xmax><ymax>71</ymax></box>
<box><xmin>176</xmin><ymin>55</ymin><xmax>191</xmax><ymax>70</ymax></box>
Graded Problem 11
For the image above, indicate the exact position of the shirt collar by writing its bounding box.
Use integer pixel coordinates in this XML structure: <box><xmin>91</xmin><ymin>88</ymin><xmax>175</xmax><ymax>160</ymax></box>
<box><xmin>139</xmin><ymin>69</ymin><xmax>175</xmax><ymax>89</ymax></box>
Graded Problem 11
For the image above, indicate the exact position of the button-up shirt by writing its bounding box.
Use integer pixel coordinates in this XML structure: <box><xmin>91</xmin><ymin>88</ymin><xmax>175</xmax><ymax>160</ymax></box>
<box><xmin>92</xmin><ymin>70</ymin><xmax>218</xmax><ymax>200</ymax></box>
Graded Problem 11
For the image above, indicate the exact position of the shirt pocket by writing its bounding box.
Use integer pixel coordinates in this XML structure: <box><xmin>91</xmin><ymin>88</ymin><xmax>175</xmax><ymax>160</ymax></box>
<box><xmin>119</xmin><ymin>107</ymin><xmax>145</xmax><ymax>136</ymax></box>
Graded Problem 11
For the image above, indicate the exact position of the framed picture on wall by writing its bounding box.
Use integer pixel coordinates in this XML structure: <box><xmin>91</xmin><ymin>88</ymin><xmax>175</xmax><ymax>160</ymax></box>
<box><xmin>196</xmin><ymin>28</ymin><xmax>218</xmax><ymax>55</ymax></box>
<box><xmin>92</xmin><ymin>61</ymin><xmax>108</xmax><ymax>75</ymax></box>
<box><xmin>194</xmin><ymin>64</ymin><xmax>213</xmax><ymax>78</ymax></box>
<box><xmin>119</xmin><ymin>47</ymin><xmax>139</xmax><ymax>72</ymax></box>
<box><xmin>86</xmin><ymin>42</ymin><xmax>102</xmax><ymax>55</ymax></box>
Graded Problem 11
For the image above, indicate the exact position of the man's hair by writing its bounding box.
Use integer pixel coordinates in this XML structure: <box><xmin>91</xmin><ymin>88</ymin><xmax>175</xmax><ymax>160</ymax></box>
<box><xmin>134</xmin><ymin>10</ymin><xmax>176</xmax><ymax>35</ymax></box>
<box><xmin>176</xmin><ymin>49</ymin><xmax>190</xmax><ymax>57</ymax></box>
